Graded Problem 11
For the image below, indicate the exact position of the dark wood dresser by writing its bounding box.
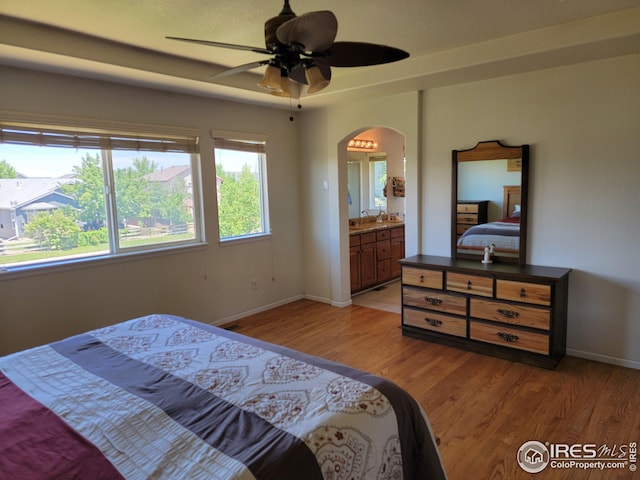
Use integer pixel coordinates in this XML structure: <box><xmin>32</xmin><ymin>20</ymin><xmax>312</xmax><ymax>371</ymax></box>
<box><xmin>456</xmin><ymin>200</ymin><xmax>488</xmax><ymax>239</ymax></box>
<box><xmin>400</xmin><ymin>255</ymin><xmax>571</xmax><ymax>369</ymax></box>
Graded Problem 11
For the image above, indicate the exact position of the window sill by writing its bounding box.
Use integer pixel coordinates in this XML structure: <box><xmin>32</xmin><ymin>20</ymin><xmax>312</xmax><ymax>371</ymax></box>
<box><xmin>0</xmin><ymin>242</ymin><xmax>209</xmax><ymax>281</ymax></box>
<box><xmin>219</xmin><ymin>233</ymin><xmax>272</xmax><ymax>247</ymax></box>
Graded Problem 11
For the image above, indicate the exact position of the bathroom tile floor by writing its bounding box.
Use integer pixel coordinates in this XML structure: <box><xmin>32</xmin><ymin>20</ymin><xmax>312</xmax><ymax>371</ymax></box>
<box><xmin>351</xmin><ymin>280</ymin><xmax>401</xmax><ymax>314</ymax></box>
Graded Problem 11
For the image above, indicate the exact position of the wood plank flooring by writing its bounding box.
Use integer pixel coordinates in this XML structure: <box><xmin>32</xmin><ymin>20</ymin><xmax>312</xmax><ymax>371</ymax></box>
<box><xmin>225</xmin><ymin>299</ymin><xmax>640</xmax><ymax>480</ymax></box>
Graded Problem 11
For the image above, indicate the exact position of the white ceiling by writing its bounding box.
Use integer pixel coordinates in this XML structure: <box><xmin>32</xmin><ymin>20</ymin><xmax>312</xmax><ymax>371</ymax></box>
<box><xmin>1</xmin><ymin>0</ymin><xmax>639</xmax><ymax>109</ymax></box>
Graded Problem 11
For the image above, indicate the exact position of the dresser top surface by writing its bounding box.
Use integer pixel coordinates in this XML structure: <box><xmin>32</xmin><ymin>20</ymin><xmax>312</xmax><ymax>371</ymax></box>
<box><xmin>400</xmin><ymin>255</ymin><xmax>571</xmax><ymax>280</ymax></box>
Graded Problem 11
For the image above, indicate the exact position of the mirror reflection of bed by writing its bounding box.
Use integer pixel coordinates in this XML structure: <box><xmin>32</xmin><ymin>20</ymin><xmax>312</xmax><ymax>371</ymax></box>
<box><xmin>456</xmin><ymin>184</ymin><xmax>521</xmax><ymax>258</ymax></box>
<box><xmin>452</xmin><ymin>140</ymin><xmax>529</xmax><ymax>264</ymax></box>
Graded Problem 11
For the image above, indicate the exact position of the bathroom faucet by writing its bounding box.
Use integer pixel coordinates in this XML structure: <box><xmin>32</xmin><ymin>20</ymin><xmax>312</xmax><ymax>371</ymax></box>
<box><xmin>361</xmin><ymin>208</ymin><xmax>385</xmax><ymax>222</ymax></box>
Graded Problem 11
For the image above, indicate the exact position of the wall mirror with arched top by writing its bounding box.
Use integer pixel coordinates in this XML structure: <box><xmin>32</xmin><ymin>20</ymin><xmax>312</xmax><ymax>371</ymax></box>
<box><xmin>452</xmin><ymin>140</ymin><xmax>529</xmax><ymax>264</ymax></box>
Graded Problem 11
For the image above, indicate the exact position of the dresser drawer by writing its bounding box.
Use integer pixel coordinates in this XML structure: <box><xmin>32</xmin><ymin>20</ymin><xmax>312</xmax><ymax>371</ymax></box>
<box><xmin>404</xmin><ymin>308</ymin><xmax>466</xmax><ymax>337</ymax></box>
<box><xmin>456</xmin><ymin>224</ymin><xmax>471</xmax><ymax>235</ymax></box>
<box><xmin>458</xmin><ymin>204</ymin><xmax>479</xmax><ymax>213</ymax></box>
<box><xmin>456</xmin><ymin>213</ymin><xmax>479</xmax><ymax>225</ymax></box>
<box><xmin>470</xmin><ymin>321</ymin><xmax>549</xmax><ymax>355</ymax></box>
<box><xmin>403</xmin><ymin>287</ymin><xmax>467</xmax><ymax>316</ymax></box>
<box><xmin>470</xmin><ymin>298</ymin><xmax>550</xmax><ymax>330</ymax></box>
<box><xmin>377</xmin><ymin>239</ymin><xmax>391</xmax><ymax>260</ymax></box>
<box><xmin>349</xmin><ymin>235</ymin><xmax>361</xmax><ymax>247</ymax></box>
<box><xmin>496</xmin><ymin>280</ymin><xmax>551</xmax><ymax>306</ymax></box>
<box><xmin>447</xmin><ymin>272</ymin><xmax>493</xmax><ymax>297</ymax></box>
<box><xmin>402</xmin><ymin>267</ymin><xmax>443</xmax><ymax>289</ymax></box>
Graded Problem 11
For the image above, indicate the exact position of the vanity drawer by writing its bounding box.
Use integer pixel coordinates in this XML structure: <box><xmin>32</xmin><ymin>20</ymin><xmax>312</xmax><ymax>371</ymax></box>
<box><xmin>361</xmin><ymin>232</ymin><xmax>377</xmax><ymax>245</ymax></box>
<box><xmin>349</xmin><ymin>235</ymin><xmax>361</xmax><ymax>247</ymax></box>
<box><xmin>496</xmin><ymin>280</ymin><xmax>551</xmax><ymax>306</ymax></box>
<box><xmin>391</xmin><ymin>226</ymin><xmax>404</xmax><ymax>238</ymax></box>
<box><xmin>403</xmin><ymin>287</ymin><xmax>467</xmax><ymax>316</ymax></box>
<box><xmin>470</xmin><ymin>298</ymin><xmax>550</xmax><ymax>330</ymax></box>
<box><xmin>457</xmin><ymin>204</ymin><xmax>479</xmax><ymax>214</ymax></box>
<box><xmin>402</xmin><ymin>267</ymin><xmax>443</xmax><ymax>289</ymax></box>
<box><xmin>470</xmin><ymin>321</ymin><xmax>549</xmax><ymax>355</ymax></box>
<box><xmin>376</xmin><ymin>229</ymin><xmax>391</xmax><ymax>241</ymax></box>
<box><xmin>447</xmin><ymin>272</ymin><xmax>493</xmax><ymax>297</ymax></box>
<box><xmin>403</xmin><ymin>308</ymin><xmax>466</xmax><ymax>337</ymax></box>
<box><xmin>377</xmin><ymin>239</ymin><xmax>391</xmax><ymax>260</ymax></box>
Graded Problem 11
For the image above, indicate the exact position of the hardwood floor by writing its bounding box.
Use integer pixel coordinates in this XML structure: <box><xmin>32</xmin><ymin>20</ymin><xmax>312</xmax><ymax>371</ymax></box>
<box><xmin>225</xmin><ymin>299</ymin><xmax>640</xmax><ymax>480</ymax></box>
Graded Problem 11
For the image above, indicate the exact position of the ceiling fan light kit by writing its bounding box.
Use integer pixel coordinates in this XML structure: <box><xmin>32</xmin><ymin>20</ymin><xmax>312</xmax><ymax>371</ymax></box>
<box><xmin>305</xmin><ymin>66</ymin><xmax>330</xmax><ymax>94</ymax></box>
<box><xmin>166</xmin><ymin>0</ymin><xmax>410</xmax><ymax>100</ymax></box>
<box><xmin>257</xmin><ymin>64</ymin><xmax>286</xmax><ymax>92</ymax></box>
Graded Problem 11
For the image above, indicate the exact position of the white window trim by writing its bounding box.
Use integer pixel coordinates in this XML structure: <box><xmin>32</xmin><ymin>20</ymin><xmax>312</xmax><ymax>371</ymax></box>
<box><xmin>0</xmin><ymin>111</ymin><xmax>205</xmax><ymax>273</ymax></box>
<box><xmin>211</xmin><ymin>130</ymin><xmax>271</xmax><ymax>244</ymax></box>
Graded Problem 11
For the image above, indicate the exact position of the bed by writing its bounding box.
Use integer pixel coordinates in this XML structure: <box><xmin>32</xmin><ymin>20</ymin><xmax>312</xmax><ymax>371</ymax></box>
<box><xmin>0</xmin><ymin>314</ymin><xmax>446</xmax><ymax>480</ymax></box>
<box><xmin>457</xmin><ymin>185</ymin><xmax>521</xmax><ymax>255</ymax></box>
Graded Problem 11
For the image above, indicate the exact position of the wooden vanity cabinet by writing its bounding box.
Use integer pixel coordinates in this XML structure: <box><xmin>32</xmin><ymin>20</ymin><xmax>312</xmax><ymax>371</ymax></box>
<box><xmin>351</xmin><ymin>225</ymin><xmax>405</xmax><ymax>293</ymax></box>
<box><xmin>350</xmin><ymin>232</ymin><xmax>377</xmax><ymax>292</ymax></box>
<box><xmin>390</xmin><ymin>227</ymin><xmax>405</xmax><ymax>278</ymax></box>
<box><xmin>400</xmin><ymin>255</ymin><xmax>570</xmax><ymax>369</ymax></box>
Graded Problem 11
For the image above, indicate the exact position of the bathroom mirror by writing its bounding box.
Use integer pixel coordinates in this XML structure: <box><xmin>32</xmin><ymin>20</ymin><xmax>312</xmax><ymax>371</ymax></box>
<box><xmin>452</xmin><ymin>140</ymin><xmax>529</xmax><ymax>264</ymax></box>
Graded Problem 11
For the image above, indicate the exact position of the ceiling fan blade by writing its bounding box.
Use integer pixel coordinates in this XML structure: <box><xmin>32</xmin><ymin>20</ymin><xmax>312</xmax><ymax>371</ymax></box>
<box><xmin>166</xmin><ymin>36</ymin><xmax>272</xmax><ymax>55</ymax></box>
<box><xmin>326</xmin><ymin>41</ymin><xmax>409</xmax><ymax>67</ymax></box>
<box><xmin>209</xmin><ymin>60</ymin><xmax>270</xmax><ymax>79</ymax></box>
<box><xmin>276</xmin><ymin>11</ymin><xmax>338</xmax><ymax>52</ymax></box>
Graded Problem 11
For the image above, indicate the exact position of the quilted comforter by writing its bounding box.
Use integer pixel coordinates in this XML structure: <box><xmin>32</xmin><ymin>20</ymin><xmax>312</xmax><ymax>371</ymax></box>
<box><xmin>0</xmin><ymin>314</ymin><xmax>446</xmax><ymax>480</ymax></box>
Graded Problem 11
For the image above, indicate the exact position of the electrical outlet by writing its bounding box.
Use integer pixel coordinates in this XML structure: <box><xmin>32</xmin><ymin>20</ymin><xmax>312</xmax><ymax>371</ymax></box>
<box><xmin>250</xmin><ymin>279</ymin><xmax>258</xmax><ymax>290</ymax></box>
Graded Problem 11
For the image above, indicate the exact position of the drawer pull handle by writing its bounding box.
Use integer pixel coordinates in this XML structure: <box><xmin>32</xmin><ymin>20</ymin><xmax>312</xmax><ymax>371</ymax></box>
<box><xmin>497</xmin><ymin>332</ymin><xmax>519</xmax><ymax>343</ymax></box>
<box><xmin>425</xmin><ymin>318</ymin><xmax>443</xmax><ymax>327</ymax></box>
<box><xmin>520</xmin><ymin>288</ymin><xmax>526</xmax><ymax>298</ymax></box>
<box><xmin>419</xmin><ymin>274</ymin><xmax>424</xmax><ymax>283</ymax></box>
<box><xmin>425</xmin><ymin>296</ymin><xmax>442</xmax><ymax>306</ymax></box>
<box><xmin>497</xmin><ymin>308</ymin><xmax>520</xmax><ymax>319</ymax></box>
<box><xmin>467</xmin><ymin>280</ymin><xmax>472</xmax><ymax>290</ymax></box>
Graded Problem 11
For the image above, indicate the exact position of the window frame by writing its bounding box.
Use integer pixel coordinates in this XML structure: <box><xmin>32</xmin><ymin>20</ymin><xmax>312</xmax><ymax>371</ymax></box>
<box><xmin>212</xmin><ymin>131</ymin><xmax>271</xmax><ymax>244</ymax></box>
<box><xmin>0</xmin><ymin>115</ymin><xmax>205</xmax><ymax>275</ymax></box>
<box><xmin>368</xmin><ymin>155</ymin><xmax>388</xmax><ymax>211</ymax></box>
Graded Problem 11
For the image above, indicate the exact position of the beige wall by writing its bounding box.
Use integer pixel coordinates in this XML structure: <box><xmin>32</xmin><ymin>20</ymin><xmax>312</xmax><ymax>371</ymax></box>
<box><xmin>421</xmin><ymin>54</ymin><xmax>640</xmax><ymax>367</ymax></box>
<box><xmin>302</xmin><ymin>54</ymin><xmax>640</xmax><ymax>368</ymax></box>
<box><xmin>0</xmin><ymin>67</ymin><xmax>304</xmax><ymax>354</ymax></box>
<box><xmin>2</xmin><ymin>54</ymin><xmax>639</xmax><ymax>369</ymax></box>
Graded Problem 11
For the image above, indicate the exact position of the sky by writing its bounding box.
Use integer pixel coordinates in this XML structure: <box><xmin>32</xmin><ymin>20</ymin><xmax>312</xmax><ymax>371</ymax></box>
<box><xmin>0</xmin><ymin>144</ymin><xmax>256</xmax><ymax>178</ymax></box>
<box><xmin>0</xmin><ymin>144</ymin><xmax>190</xmax><ymax>177</ymax></box>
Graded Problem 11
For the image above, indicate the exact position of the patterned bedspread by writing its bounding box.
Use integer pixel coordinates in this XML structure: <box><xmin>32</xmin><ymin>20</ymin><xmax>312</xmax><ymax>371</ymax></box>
<box><xmin>0</xmin><ymin>314</ymin><xmax>446</xmax><ymax>480</ymax></box>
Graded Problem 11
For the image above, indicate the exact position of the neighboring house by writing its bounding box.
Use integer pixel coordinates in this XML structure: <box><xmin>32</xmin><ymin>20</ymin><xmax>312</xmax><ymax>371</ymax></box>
<box><xmin>0</xmin><ymin>178</ymin><xmax>77</xmax><ymax>239</ymax></box>
<box><xmin>144</xmin><ymin>165</ymin><xmax>192</xmax><ymax>193</ymax></box>
<box><xmin>144</xmin><ymin>165</ymin><xmax>194</xmax><ymax>221</ymax></box>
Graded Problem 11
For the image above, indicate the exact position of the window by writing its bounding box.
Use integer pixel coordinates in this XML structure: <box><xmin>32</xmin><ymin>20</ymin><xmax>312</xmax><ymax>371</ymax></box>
<box><xmin>0</xmin><ymin>123</ymin><xmax>202</xmax><ymax>271</ymax></box>
<box><xmin>213</xmin><ymin>136</ymin><xmax>270</xmax><ymax>242</ymax></box>
<box><xmin>369</xmin><ymin>156</ymin><xmax>387</xmax><ymax>210</ymax></box>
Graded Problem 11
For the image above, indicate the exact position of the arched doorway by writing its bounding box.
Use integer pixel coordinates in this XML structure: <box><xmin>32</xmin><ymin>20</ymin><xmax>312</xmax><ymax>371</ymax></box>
<box><xmin>341</xmin><ymin>126</ymin><xmax>406</xmax><ymax>305</ymax></box>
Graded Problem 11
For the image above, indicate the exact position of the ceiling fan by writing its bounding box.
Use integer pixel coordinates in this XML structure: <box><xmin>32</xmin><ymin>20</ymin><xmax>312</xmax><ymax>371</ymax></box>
<box><xmin>166</xmin><ymin>0</ymin><xmax>410</xmax><ymax>98</ymax></box>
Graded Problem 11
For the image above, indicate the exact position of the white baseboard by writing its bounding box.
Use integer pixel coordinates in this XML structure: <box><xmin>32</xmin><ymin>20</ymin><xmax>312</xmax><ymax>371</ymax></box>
<box><xmin>331</xmin><ymin>299</ymin><xmax>353</xmax><ymax>308</ymax></box>
<box><xmin>208</xmin><ymin>294</ymin><xmax>305</xmax><ymax>326</ymax></box>
<box><xmin>302</xmin><ymin>293</ymin><xmax>332</xmax><ymax>305</ymax></box>
<box><xmin>302</xmin><ymin>293</ymin><xmax>352</xmax><ymax>308</ymax></box>
<box><xmin>567</xmin><ymin>348</ymin><xmax>640</xmax><ymax>370</ymax></box>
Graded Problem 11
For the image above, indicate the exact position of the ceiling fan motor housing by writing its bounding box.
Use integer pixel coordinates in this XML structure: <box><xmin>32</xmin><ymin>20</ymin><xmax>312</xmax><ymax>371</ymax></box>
<box><xmin>264</xmin><ymin>1</ymin><xmax>296</xmax><ymax>50</ymax></box>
